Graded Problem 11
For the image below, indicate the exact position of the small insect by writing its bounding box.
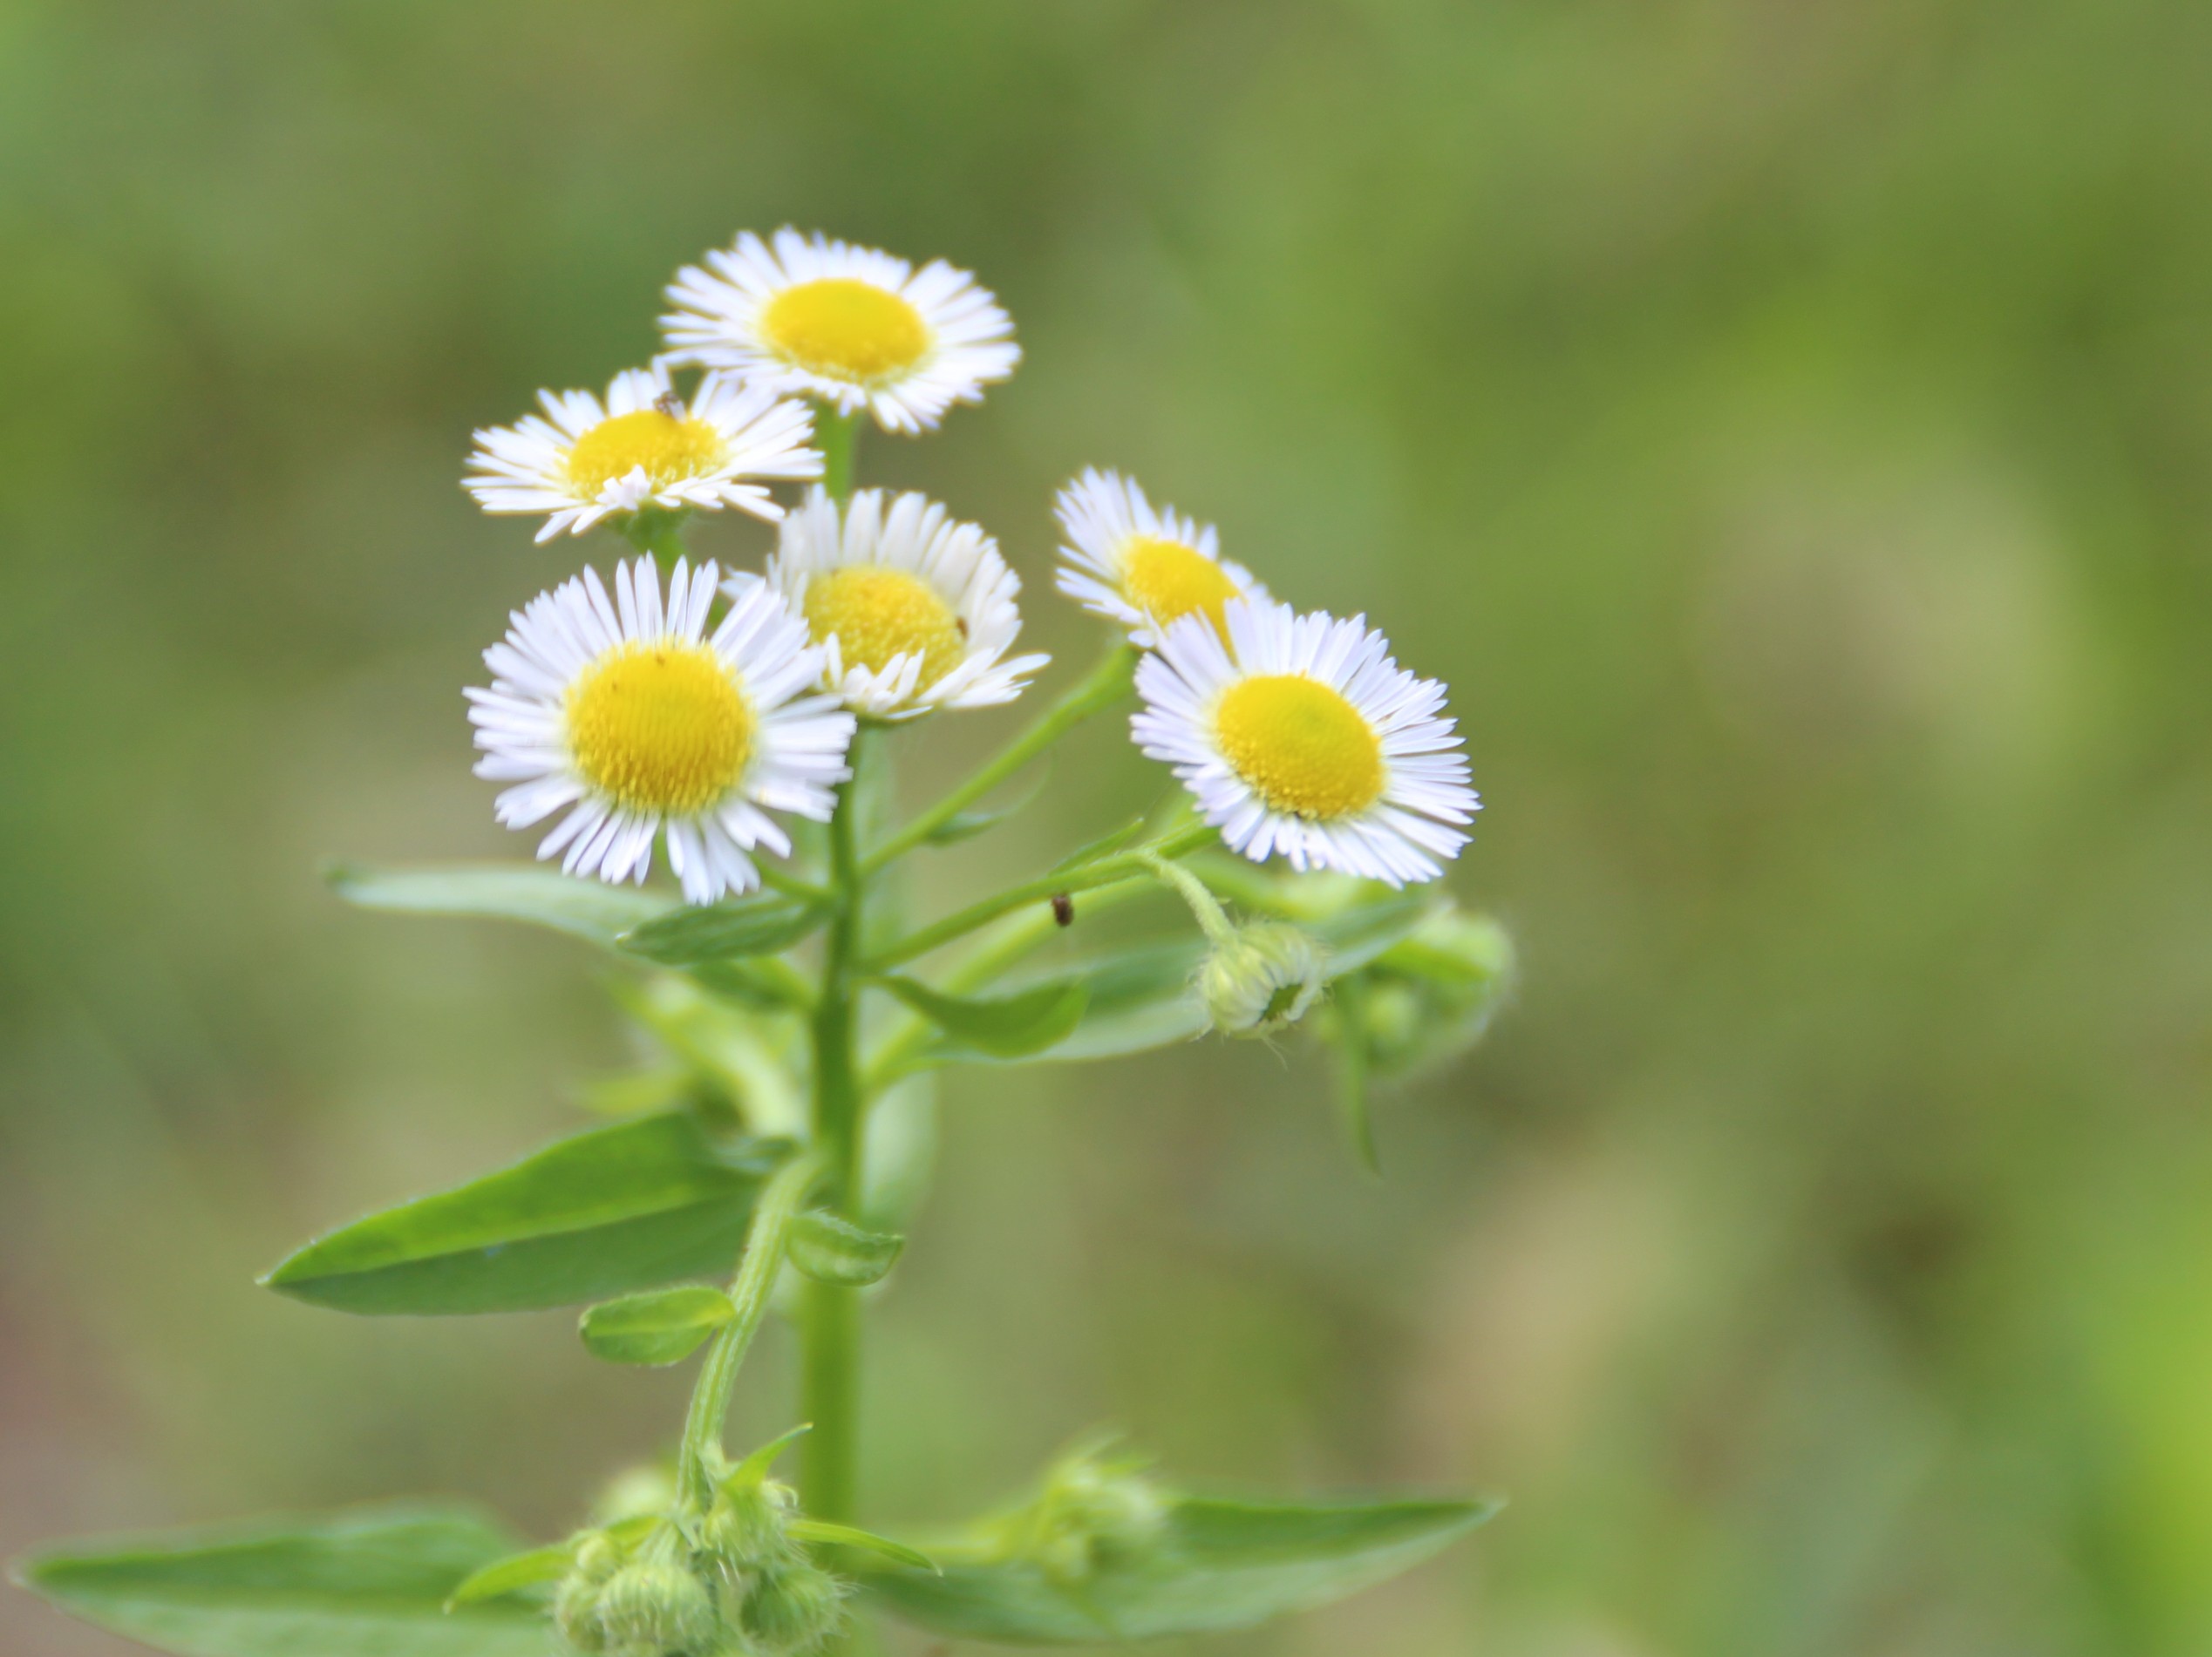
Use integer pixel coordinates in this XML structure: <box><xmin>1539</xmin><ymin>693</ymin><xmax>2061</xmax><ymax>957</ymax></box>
<box><xmin>1051</xmin><ymin>891</ymin><xmax>1075</xmax><ymax>927</ymax></box>
<box><xmin>654</xmin><ymin>391</ymin><xmax>684</xmax><ymax>418</ymax></box>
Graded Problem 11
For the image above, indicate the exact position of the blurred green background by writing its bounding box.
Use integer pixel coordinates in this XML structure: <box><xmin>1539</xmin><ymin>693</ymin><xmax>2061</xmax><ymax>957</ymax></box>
<box><xmin>4</xmin><ymin>0</ymin><xmax>2210</xmax><ymax>1653</ymax></box>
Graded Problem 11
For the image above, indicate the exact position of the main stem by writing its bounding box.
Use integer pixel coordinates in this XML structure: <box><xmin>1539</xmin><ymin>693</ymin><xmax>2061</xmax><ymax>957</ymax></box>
<box><xmin>803</xmin><ymin>725</ymin><xmax>868</xmax><ymax>1523</ymax></box>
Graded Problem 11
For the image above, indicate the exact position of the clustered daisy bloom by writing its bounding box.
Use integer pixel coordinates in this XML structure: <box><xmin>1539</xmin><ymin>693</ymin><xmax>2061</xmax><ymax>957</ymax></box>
<box><xmin>467</xmin><ymin>558</ymin><xmax>854</xmax><ymax>903</ymax></box>
<box><xmin>1132</xmin><ymin>599</ymin><xmax>1479</xmax><ymax>887</ymax></box>
<box><xmin>464</xmin><ymin>364</ymin><xmax>820</xmax><ymax>541</ymax></box>
<box><xmin>663</xmin><ymin>229</ymin><xmax>1019</xmax><ymax>435</ymax></box>
<box><xmin>1054</xmin><ymin>468</ymin><xmax>1267</xmax><ymax>646</ymax></box>
<box><xmin>762</xmin><ymin>486</ymin><xmax>1047</xmax><ymax>719</ymax></box>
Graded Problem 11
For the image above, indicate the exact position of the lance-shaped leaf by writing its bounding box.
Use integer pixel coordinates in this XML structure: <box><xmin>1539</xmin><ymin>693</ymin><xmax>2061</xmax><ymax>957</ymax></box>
<box><xmin>925</xmin><ymin>765</ymin><xmax>1052</xmax><ymax>846</ymax></box>
<box><xmin>935</xmin><ymin>893</ymin><xmax>1439</xmax><ymax>1067</ymax></box>
<box><xmin>619</xmin><ymin>895</ymin><xmax>827</xmax><ymax>968</ymax></box>
<box><xmin>789</xmin><ymin>1211</ymin><xmax>904</xmax><ymax>1287</ymax></box>
<box><xmin>791</xmin><ymin>1520</ymin><xmax>937</xmax><ymax>1574</ymax></box>
<box><xmin>444</xmin><ymin>1542</ymin><xmax>573</xmax><ymax>1608</ymax></box>
<box><xmin>858</xmin><ymin>1494</ymin><xmax>1497</xmax><ymax>1645</ymax></box>
<box><xmin>328</xmin><ymin>862</ymin><xmax>670</xmax><ymax>950</ymax></box>
<box><xmin>262</xmin><ymin>1113</ymin><xmax>790</xmax><ymax>1315</ymax></box>
<box><xmin>579</xmin><ymin>1285</ymin><xmax>736</xmax><ymax>1365</ymax></box>
<box><xmin>11</xmin><ymin>1503</ymin><xmax>546</xmax><ymax>1657</ymax></box>
<box><xmin>881</xmin><ymin>976</ymin><xmax>1089</xmax><ymax>1059</ymax></box>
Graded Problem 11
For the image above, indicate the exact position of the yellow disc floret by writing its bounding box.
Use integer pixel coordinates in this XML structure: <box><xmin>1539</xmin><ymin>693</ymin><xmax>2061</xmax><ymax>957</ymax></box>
<box><xmin>565</xmin><ymin>643</ymin><xmax>753</xmax><ymax>815</ymax></box>
<box><xmin>802</xmin><ymin>567</ymin><xmax>967</xmax><ymax>688</ymax></box>
<box><xmin>1120</xmin><ymin>536</ymin><xmax>1241</xmax><ymax>633</ymax></box>
<box><xmin>565</xmin><ymin>410</ymin><xmax>727</xmax><ymax>499</ymax></box>
<box><xmin>760</xmin><ymin>279</ymin><xmax>930</xmax><ymax>382</ymax></box>
<box><xmin>1213</xmin><ymin>675</ymin><xmax>1385</xmax><ymax>821</ymax></box>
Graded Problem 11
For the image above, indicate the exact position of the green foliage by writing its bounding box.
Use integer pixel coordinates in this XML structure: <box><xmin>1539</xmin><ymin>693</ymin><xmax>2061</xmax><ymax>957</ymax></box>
<box><xmin>12</xmin><ymin>1504</ymin><xmax>545</xmax><ymax>1657</ymax></box>
<box><xmin>618</xmin><ymin>894</ymin><xmax>828</xmax><ymax>967</ymax></box>
<box><xmin>327</xmin><ymin>862</ymin><xmax>670</xmax><ymax>949</ymax></box>
<box><xmin>788</xmin><ymin>1211</ymin><xmax>905</xmax><ymax>1287</ymax></box>
<box><xmin>859</xmin><ymin>1494</ymin><xmax>1499</xmax><ymax>1645</ymax></box>
<box><xmin>579</xmin><ymin>1286</ymin><xmax>738</xmax><ymax>1366</ymax></box>
<box><xmin>881</xmin><ymin>975</ymin><xmax>1091</xmax><ymax>1058</ymax></box>
<box><xmin>262</xmin><ymin>1112</ymin><xmax>790</xmax><ymax>1314</ymax></box>
<box><xmin>443</xmin><ymin>1542</ymin><xmax>575</xmax><ymax>1608</ymax></box>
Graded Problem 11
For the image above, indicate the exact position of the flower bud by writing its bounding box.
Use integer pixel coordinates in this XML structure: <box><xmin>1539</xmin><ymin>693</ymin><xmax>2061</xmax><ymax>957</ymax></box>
<box><xmin>1022</xmin><ymin>1442</ymin><xmax>1172</xmax><ymax>1585</ymax></box>
<box><xmin>736</xmin><ymin>1560</ymin><xmax>847</xmax><ymax>1654</ymax></box>
<box><xmin>1198</xmin><ymin>922</ymin><xmax>1326</xmax><ymax>1038</ymax></box>
<box><xmin>593</xmin><ymin>1559</ymin><xmax>718</xmax><ymax>1657</ymax></box>
<box><xmin>553</xmin><ymin>1531</ymin><xmax>625</xmax><ymax>1653</ymax></box>
<box><xmin>591</xmin><ymin>1463</ymin><xmax>678</xmax><ymax>1527</ymax></box>
<box><xmin>701</xmin><ymin>1477</ymin><xmax>799</xmax><ymax>1572</ymax></box>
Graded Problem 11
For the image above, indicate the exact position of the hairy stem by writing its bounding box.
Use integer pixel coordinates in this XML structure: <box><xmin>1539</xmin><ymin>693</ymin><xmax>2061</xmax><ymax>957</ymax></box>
<box><xmin>677</xmin><ymin>1150</ymin><xmax>821</xmax><ymax>1510</ymax></box>
<box><xmin>861</xmin><ymin>644</ymin><xmax>1138</xmax><ymax>875</ymax></box>
<box><xmin>621</xmin><ymin>506</ymin><xmax>692</xmax><ymax>574</ymax></box>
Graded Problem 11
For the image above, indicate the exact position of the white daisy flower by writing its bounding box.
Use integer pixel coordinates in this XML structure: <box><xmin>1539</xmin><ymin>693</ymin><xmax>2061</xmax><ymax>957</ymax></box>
<box><xmin>464</xmin><ymin>363</ymin><xmax>820</xmax><ymax>542</ymax></box>
<box><xmin>662</xmin><ymin>228</ymin><xmax>1019</xmax><ymax>435</ymax></box>
<box><xmin>1132</xmin><ymin>599</ymin><xmax>1479</xmax><ymax>887</ymax></box>
<box><xmin>467</xmin><ymin>556</ymin><xmax>855</xmax><ymax>904</ymax></box>
<box><xmin>751</xmin><ymin>486</ymin><xmax>1048</xmax><ymax>720</ymax></box>
<box><xmin>1054</xmin><ymin>468</ymin><xmax>1268</xmax><ymax>646</ymax></box>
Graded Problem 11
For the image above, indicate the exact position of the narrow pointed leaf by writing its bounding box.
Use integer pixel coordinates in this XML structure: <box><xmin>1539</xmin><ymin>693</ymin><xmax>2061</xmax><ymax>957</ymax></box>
<box><xmin>579</xmin><ymin>1285</ymin><xmax>736</xmax><ymax>1365</ymax></box>
<box><xmin>881</xmin><ymin>977</ymin><xmax>1089</xmax><ymax>1059</ymax></box>
<box><xmin>1330</xmin><ymin>974</ymin><xmax>1382</xmax><ymax>1176</ymax></box>
<box><xmin>927</xmin><ymin>765</ymin><xmax>1052</xmax><ymax>845</ymax></box>
<box><xmin>1049</xmin><ymin>818</ymin><xmax>1147</xmax><ymax>873</ymax></box>
<box><xmin>329</xmin><ymin>862</ymin><xmax>670</xmax><ymax>949</ymax></box>
<box><xmin>13</xmin><ymin>1503</ymin><xmax>546</xmax><ymax>1657</ymax></box>
<box><xmin>444</xmin><ymin>1542</ymin><xmax>573</xmax><ymax>1608</ymax></box>
<box><xmin>789</xmin><ymin>1211</ymin><xmax>904</xmax><ymax>1287</ymax></box>
<box><xmin>262</xmin><ymin>1113</ymin><xmax>790</xmax><ymax>1315</ymax></box>
<box><xmin>619</xmin><ymin>895</ymin><xmax>827</xmax><ymax>967</ymax></box>
<box><xmin>791</xmin><ymin>1520</ymin><xmax>937</xmax><ymax>1574</ymax></box>
<box><xmin>859</xmin><ymin>1494</ymin><xmax>1498</xmax><ymax>1645</ymax></box>
<box><xmin>933</xmin><ymin>894</ymin><xmax>1439</xmax><ymax>1068</ymax></box>
<box><xmin>728</xmin><ymin>1424</ymin><xmax>813</xmax><ymax>1486</ymax></box>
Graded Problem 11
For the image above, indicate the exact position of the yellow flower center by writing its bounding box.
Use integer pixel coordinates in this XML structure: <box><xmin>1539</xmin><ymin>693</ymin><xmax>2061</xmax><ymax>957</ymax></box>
<box><xmin>803</xmin><ymin>567</ymin><xmax>968</xmax><ymax>689</ymax></box>
<box><xmin>565</xmin><ymin>409</ymin><xmax>727</xmax><ymax>499</ymax></box>
<box><xmin>1120</xmin><ymin>536</ymin><xmax>1241</xmax><ymax>633</ymax></box>
<box><xmin>759</xmin><ymin>278</ymin><xmax>930</xmax><ymax>383</ymax></box>
<box><xmin>1213</xmin><ymin>675</ymin><xmax>1385</xmax><ymax>821</ymax></box>
<box><xmin>565</xmin><ymin>642</ymin><xmax>753</xmax><ymax>815</ymax></box>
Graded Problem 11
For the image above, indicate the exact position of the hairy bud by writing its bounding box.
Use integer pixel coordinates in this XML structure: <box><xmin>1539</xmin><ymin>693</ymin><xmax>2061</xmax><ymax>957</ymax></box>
<box><xmin>591</xmin><ymin>1559</ymin><xmax>717</xmax><ymax>1657</ymax></box>
<box><xmin>1013</xmin><ymin>1440</ymin><xmax>1172</xmax><ymax>1586</ymax></box>
<box><xmin>736</xmin><ymin>1559</ymin><xmax>847</xmax><ymax>1654</ymax></box>
<box><xmin>1198</xmin><ymin>922</ymin><xmax>1326</xmax><ymax>1037</ymax></box>
<box><xmin>553</xmin><ymin>1531</ymin><xmax>626</xmax><ymax>1653</ymax></box>
<box><xmin>701</xmin><ymin>1477</ymin><xmax>799</xmax><ymax>1572</ymax></box>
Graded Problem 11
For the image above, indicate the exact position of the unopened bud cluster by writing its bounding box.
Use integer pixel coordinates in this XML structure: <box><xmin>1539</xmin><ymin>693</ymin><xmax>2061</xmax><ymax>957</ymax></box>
<box><xmin>554</xmin><ymin>1472</ymin><xmax>845</xmax><ymax>1657</ymax></box>
<box><xmin>998</xmin><ymin>1440</ymin><xmax>1172</xmax><ymax>1586</ymax></box>
<box><xmin>1336</xmin><ymin>903</ymin><xmax>1514</xmax><ymax>1076</ymax></box>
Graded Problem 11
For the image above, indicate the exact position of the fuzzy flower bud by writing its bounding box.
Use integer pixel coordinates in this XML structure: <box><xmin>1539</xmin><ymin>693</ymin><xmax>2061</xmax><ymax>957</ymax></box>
<box><xmin>1017</xmin><ymin>1440</ymin><xmax>1173</xmax><ymax>1586</ymax></box>
<box><xmin>553</xmin><ymin>1531</ymin><xmax>626</xmax><ymax>1653</ymax></box>
<box><xmin>592</xmin><ymin>1559</ymin><xmax>718</xmax><ymax>1657</ymax></box>
<box><xmin>736</xmin><ymin>1559</ymin><xmax>847</xmax><ymax>1655</ymax></box>
<box><xmin>701</xmin><ymin>1476</ymin><xmax>800</xmax><ymax>1572</ymax></box>
<box><xmin>1197</xmin><ymin>922</ymin><xmax>1326</xmax><ymax>1038</ymax></box>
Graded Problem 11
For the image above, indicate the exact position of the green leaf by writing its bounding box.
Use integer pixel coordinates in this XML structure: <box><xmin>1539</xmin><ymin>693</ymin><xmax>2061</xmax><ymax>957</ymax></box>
<box><xmin>925</xmin><ymin>765</ymin><xmax>1052</xmax><ymax>845</ymax></box>
<box><xmin>858</xmin><ymin>1494</ymin><xmax>1498</xmax><ymax>1646</ymax></box>
<box><xmin>329</xmin><ymin>862</ymin><xmax>670</xmax><ymax>949</ymax></box>
<box><xmin>619</xmin><ymin>895</ymin><xmax>827</xmax><ymax>967</ymax></box>
<box><xmin>579</xmin><ymin>1285</ymin><xmax>736</xmax><ymax>1365</ymax></box>
<box><xmin>789</xmin><ymin>1211</ymin><xmax>904</xmax><ymax>1287</ymax></box>
<box><xmin>443</xmin><ymin>1541</ymin><xmax>573</xmax><ymax>1608</ymax></box>
<box><xmin>262</xmin><ymin>1113</ymin><xmax>790</xmax><ymax>1315</ymax></box>
<box><xmin>12</xmin><ymin>1503</ymin><xmax>547</xmax><ymax>1657</ymax></box>
<box><xmin>881</xmin><ymin>976</ymin><xmax>1089</xmax><ymax>1059</ymax></box>
<box><xmin>1330</xmin><ymin>973</ymin><xmax>1381</xmax><ymax>1176</ymax></box>
<box><xmin>939</xmin><ymin>893</ymin><xmax>1439</xmax><ymax>1068</ymax></box>
<box><xmin>1048</xmin><ymin>817</ymin><xmax>1147</xmax><ymax>873</ymax></box>
<box><xmin>727</xmin><ymin>1424</ymin><xmax>813</xmax><ymax>1486</ymax></box>
<box><xmin>790</xmin><ymin>1520</ymin><xmax>937</xmax><ymax>1574</ymax></box>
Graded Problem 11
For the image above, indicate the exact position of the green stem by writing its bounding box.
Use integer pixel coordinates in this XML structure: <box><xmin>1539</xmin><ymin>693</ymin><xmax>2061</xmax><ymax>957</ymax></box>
<box><xmin>816</xmin><ymin>404</ymin><xmax>863</xmax><ymax>505</ymax></box>
<box><xmin>621</xmin><ymin>506</ymin><xmax>693</xmax><ymax>574</ymax></box>
<box><xmin>677</xmin><ymin>1150</ymin><xmax>821</xmax><ymax>1510</ymax></box>
<box><xmin>863</xmin><ymin>820</ymin><xmax>1217</xmax><ymax>973</ymax></box>
<box><xmin>862</xmin><ymin>645</ymin><xmax>1140</xmax><ymax>875</ymax></box>
<box><xmin>1137</xmin><ymin>852</ymin><xmax>1237</xmax><ymax>946</ymax></box>
<box><xmin>802</xmin><ymin>727</ymin><xmax>869</xmax><ymax>1522</ymax></box>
